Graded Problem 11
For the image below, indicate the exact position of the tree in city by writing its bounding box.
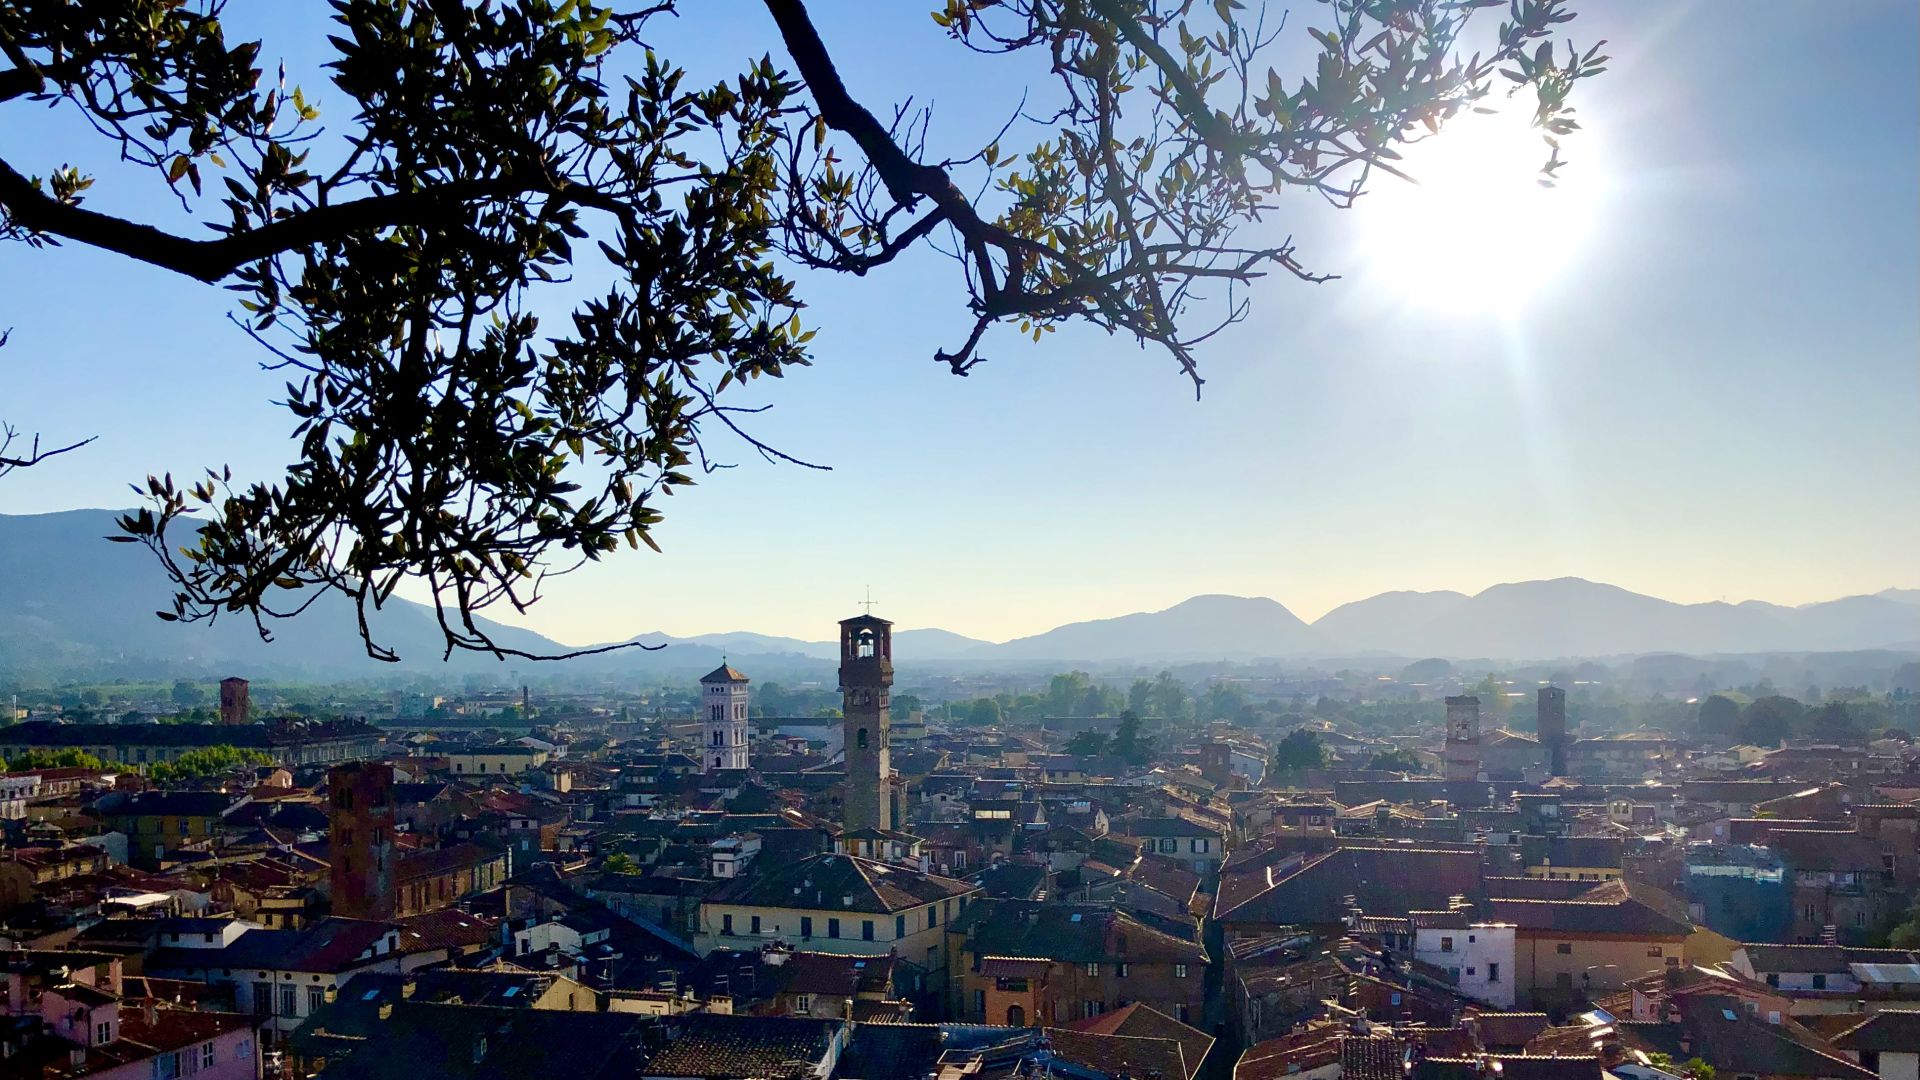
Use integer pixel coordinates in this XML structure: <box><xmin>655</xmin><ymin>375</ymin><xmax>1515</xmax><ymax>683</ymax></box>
<box><xmin>0</xmin><ymin>748</ymin><xmax>109</xmax><ymax>772</ymax></box>
<box><xmin>1739</xmin><ymin>695</ymin><xmax>1804</xmax><ymax>748</ymax></box>
<box><xmin>1365</xmin><ymin>747</ymin><xmax>1423</xmax><ymax>773</ymax></box>
<box><xmin>1270</xmin><ymin>728</ymin><xmax>1328</xmax><ymax>778</ymax></box>
<box><xmin>1110</xmin><ymin>710</ymin><xmax>1154</xmax><ymax>765</ymax></box>
<box><xmin>1202</xmin><ymin>682</ymin><xmax>1248</xmax><ymax>722</ymax></box>
<box><xmin>1695</xmin><ymin>694</ymin><xmax>1740</xmax><ymax>739</ymax></box>
<box><xmin>966</xmin><ymin>698</ymin><xmax>1003</xmax><ymax>727</ymax></box>
<box><xmin>1065</xmin><ymin>729</ymin><xmax>1109</xmax><ymax>757</ymax></box>
<box><xmin>147</xmin><ymin>744</ymin><xmax>275</xmax><ymax>783</ymax></box>
<box><xmin>1804</xmin><ymin>700</ymin><xmax>1865</xmax><ymax>744</ymax></box>
<box><xmin>0</xmin><ymin>0</ymin><xmax>1599</xmax><ymax>661</ymax></box>
<box><xmin>601</xmin><ymin>851</ymin><xmax>641</xmax><ymax>875</ymax></box>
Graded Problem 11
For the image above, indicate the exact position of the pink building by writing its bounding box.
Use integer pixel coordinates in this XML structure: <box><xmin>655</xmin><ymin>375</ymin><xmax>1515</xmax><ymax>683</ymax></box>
<box><xmin>5</xmin><ymin>951</ymin><xmax>260</xmax><ymax>1080</ymax></box>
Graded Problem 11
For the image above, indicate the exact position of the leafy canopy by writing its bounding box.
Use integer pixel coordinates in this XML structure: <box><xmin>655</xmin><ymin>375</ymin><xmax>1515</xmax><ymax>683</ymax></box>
<box><xmin>0</xmin><ymin>0</ymin><xmax>1598</xmax><ymax>660</ymax></box>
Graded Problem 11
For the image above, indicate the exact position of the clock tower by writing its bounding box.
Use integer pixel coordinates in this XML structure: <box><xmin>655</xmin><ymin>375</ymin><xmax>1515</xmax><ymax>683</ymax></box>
<box><xmin>839</xmin><ymin>614</ymin><xmax>894</xmax><ymax>832</ymax></box>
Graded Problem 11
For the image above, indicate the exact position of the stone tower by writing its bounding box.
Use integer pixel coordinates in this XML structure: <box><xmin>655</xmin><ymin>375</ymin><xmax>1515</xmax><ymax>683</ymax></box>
<box><xmin>218</xmin><ymin>676</ymin><xmax>250</xmax><ymax>726</ymax></box>
<box><xmin>700</xmin><ymin>663</ymin><xmax>751</xmax><ymax>772</ymax></box>
<box><xmin>1538</xmin><ymin>685</ymin><xmax>1568</xmax><ymax>776</ymax></box>
<box><xmin>1443</xmin><ymin>695</ymin><xmax>1482</xmax><ymax>782</ymax></box>
<box><xmin>328</xmin><ymin>761</ymin><xmax>396</xmax><ymax>921</ymax></box>
<box><xmin>839</xmin><ymin>614</ymin><xmax>894</xmax><ymax>833</ymax></box>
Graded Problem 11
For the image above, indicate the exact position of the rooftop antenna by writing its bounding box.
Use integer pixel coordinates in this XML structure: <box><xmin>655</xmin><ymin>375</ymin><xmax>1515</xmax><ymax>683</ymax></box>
<box><xmin>857</xmin><ymin>587</ymin><xmax>877</xmax><ymax>616</ymax></box>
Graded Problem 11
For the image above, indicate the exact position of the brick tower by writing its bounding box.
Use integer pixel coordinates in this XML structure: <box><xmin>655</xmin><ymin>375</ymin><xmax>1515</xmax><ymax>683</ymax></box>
<box><xmin>218</xmin><ymin>677</ymin><xmax>250</xmax><ymax>726</ymax></box>
<box><xmin>839</xmin><ymin>614</ymin><xmax>893</xmax><ymax>833</ymax></box>
<box><xmin>1538</xmin><ymin>685</ymin><xmax>1568</xmax><ymax>776</ymax></box>
<box><xmin>1443</xmin><ymin>695</ymin><xmax>1482</xmax><ymax>782</ymax></box>
<box><xmin>328</xmin><ymin>761</ymin><xmax>395</xmax><ymax>920</ymax></box>
<box><xmin>700</xmin><ymin>663</ymin><xmax>751</xmax><ymax>772</ymax></box>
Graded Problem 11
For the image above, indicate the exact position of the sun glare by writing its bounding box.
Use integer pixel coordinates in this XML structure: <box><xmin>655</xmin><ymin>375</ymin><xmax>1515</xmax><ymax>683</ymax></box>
<box><xmin>1355</xmin><ymin>107</ymin><xmax>1599</xmax><ymax>314</ymax></box>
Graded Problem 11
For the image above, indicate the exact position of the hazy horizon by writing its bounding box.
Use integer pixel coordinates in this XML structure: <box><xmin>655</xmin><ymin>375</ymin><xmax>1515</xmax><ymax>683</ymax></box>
<box><xmin>2</xmin><ymin>3</ymin><xmax>1914</xmax><ymax>645</ymax></box>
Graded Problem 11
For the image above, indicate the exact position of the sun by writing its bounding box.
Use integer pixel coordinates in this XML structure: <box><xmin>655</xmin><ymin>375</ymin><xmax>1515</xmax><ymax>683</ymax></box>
<box><xmin>1354</xmin><ymin>106</ymin><xmax>1599</xmax><ymax>314</ymax></box>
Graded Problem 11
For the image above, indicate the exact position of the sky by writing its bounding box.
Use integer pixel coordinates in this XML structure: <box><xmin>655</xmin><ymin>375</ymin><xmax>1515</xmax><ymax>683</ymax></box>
<box><xmin>2</xmin><ymin>2</ymin><xmax>1916</xmax><ymax>646</ymax></box>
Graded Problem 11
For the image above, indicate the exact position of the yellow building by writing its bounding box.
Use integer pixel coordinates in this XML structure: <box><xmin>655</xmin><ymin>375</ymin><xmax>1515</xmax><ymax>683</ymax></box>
<box><xmin>445</xmin><ymin>745</ymin><xmax>549</xmax><ymax>777</ymax></box>
<box><xmin>698</xmin><ymin>853</ymin><xmax>976</xmax><ymax>980</ymax></box>
<box><xmin>1521</xmin><ymin>836</ymin><xmax>1624</xmax><ymax>883</ymax></box>
<box><xmin>1491</xmin><ymin>883</ymin><xmax>1691</xmax><ymax>1007</ymax></box>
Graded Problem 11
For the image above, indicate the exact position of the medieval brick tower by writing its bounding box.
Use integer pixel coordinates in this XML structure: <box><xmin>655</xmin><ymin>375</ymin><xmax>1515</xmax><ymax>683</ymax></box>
<box><xmin>328</xmin><ymin>761</ymin><xmax>396</xmax><ymax>921</ymax></box>
<box><xmin>1443</xmin><ymin>695</ymin><xmax>1482</xmax><ymax>782</ymax></box>
<box><xmin>1538</xmin><ymin>685</ymin><xmax>1568</xmax><ymax>776</ymax></box>
<box><xmin>839</xmin><ymin>614</ymin><xmax>893</xmax><ymax>833</ymax></box>
<box><xmin>701</xmin><ymin>663</ymin><xmax>751</xmax><ymax>772</ymax></box>
<box><xmin>218</xmin><ymin>676</ymin><xmax>250</xmax><ymax>726</ymax></box>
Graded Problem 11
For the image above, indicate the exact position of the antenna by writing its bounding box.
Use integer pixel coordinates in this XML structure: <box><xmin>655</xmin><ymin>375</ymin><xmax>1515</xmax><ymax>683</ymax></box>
<box><xmin>857</xmin><ymin>587</ymin><xmax>877</xmax><ymax>616</ymax></box>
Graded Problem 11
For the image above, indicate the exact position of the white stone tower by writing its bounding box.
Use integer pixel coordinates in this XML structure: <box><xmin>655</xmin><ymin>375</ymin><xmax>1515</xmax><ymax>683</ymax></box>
<box><xmin>700</xmin><ymin>662</ymin><xmax>751</xmax><ymax>771</ymax></box>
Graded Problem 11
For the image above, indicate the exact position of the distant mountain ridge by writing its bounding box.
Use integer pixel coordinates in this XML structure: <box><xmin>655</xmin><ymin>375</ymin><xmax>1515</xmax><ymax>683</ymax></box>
<box><xmin>0</xmin><ymin>509</ymin><xmax>1913</xmax><ymax>677</ymax></box>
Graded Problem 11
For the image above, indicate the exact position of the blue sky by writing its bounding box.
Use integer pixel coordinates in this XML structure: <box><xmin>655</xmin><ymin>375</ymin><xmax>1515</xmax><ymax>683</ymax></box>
<box><xmin>2</xmin><ymin>2</ymin><xmax>1915</xmax><ymax>645</ymax></box>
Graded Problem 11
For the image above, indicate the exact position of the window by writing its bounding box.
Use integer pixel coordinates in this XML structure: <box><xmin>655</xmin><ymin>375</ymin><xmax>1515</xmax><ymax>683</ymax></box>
<box><xmin>96</xmin><ymin>1021</ymin><xmax>111</xmax><ymax>1044</ymax></box>
<box><xmin>1440</xmin><ymin>937</ymin><xmax>1454</xmax><ymax>953</ymax></box>
<box><xmin>280</xmin><ymin>985</ymin><xmax>298</xmax><ymax>1018</ymax></box>
<box><xmin>974</xmin><ymin>990</ymin><xmax>986</xmax><ymax>1015</ymax></box>
<box><xmin>1467</xmin><ymin>967</ymin><xmax>1476</xmax><ymax>977</ymax></box>
<box><xmin>1555</xmin><ymin>943</ymin><xmax>1573</xmax><ymax>955</ymax></box>
<box><xmin>1159</xmin><ymin>838</ymin><xmax>1176</xmax><ymax>853</ymax></box>
<box><xmin>800</xmin><ymin>916</ymin><xmax>813</xmax><ymax>939</ymax></box>
<box><xmin>722</xmin><ymin>914</ymin><xmax>734</xmax><ymax>935</ymax></box>
<box><xmin>928</xmin><ymin>905</ymin><xmax>938</xmax><ymax>928</ymax></box>
<box><xmin>1487</xmin><ymin>963</ymin><xmax>1500</xmax><ymax>983</ymax></box>
<box><xmin>828</xmin><ymin>917</ymin><xmax>841</xmax><ymax>939</ymax></box>
<box><xmin>253</xmin><ymin>983</ymin><xmax>273</xmax><ymax>1016</ymax></box>
<box><xmin>1449</xmin><ymin>967</ymin><xmax>1461</xmax><ymax>983</ymax></box>
<box><xmin>309</xmin><ymin>987</ymin><xmax>325</xmax><ymax>1015</ymax></box>
<box><xmin>1813</xmin><ymin>974</ymin><xmax>1827</xmax><ymax>990</ymax></box>
<box><xmin>1177</xmin><ymin>1004</ymin><xmax>1190</xmax><ymax>1024</ymax></box>
<box><xmin>1116</xmin><ymin>962</ymin><xmax>1129</xmax><ymax>978</ymax></box>
<box><xmin>896</xmin><ymin>915</ymin><xmax>906</xmax><ymax>938</ymax></box>
<box><xmin>863</xmin><ymin>920</ymin><xmax>875</xmax><ymax>941</ymax></box>
<box><xmin>751</xmin><ymin>915</ymin><xmax>762</xmax><ymax>935</ymax></box>
<box><xmin>1765</xmin><ymin>973</ymin><xmax>1780</xmax><ymax>987</ymax></box>
<box><xmin>1175</xmin><ymin>964</ymin><xmax>1187</xmax><ymax>979</ymax></box>
<box><xmin>202</xmin><ymin>1044</ymin><xmax>215</xmax><ymax>1070</ymax></box>
<box><xmin>1085</xmin><ymin>962</ymin><xmax>1100</xmax><ymax>977</ymax></box>
<box><xmin>793</xmin><ymin>994</ymin><xmax>812</xmax><ymax>1013</ymax></box>
<box><xmin>1648</xmin><ymin>945</ymin><xmax>1664</xmax><ymax>958</ymax></box>
<box><xmin>1007</xmin><ymin>1004</ymin><xmax>1026</xmax><ymax>1026</ymax></box>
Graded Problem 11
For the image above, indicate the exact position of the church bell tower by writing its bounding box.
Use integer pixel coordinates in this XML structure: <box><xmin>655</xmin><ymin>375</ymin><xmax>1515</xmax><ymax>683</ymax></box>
<box><xmin>839</xmin><ymin>614</ymin><xmax>894</xmax><ymax>833</ymax></box>
<box><xmin>700</xmin><ymin>663</ymin><xmax>751</xmax><ymax>772</ymax></box>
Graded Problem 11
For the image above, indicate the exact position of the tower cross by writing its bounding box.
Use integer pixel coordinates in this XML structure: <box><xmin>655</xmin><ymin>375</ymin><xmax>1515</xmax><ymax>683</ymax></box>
<box><xmin>857</xmin><ymin>586</ymin><xmax>877</xmax><ymax>615</ymax></box>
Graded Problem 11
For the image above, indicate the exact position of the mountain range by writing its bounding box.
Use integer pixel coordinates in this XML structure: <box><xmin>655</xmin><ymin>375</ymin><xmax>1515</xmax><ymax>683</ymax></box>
<box><xmin>1</xmin><ymin>509</ymin><xmax>1915</xmax><ymax>678</ymax></box>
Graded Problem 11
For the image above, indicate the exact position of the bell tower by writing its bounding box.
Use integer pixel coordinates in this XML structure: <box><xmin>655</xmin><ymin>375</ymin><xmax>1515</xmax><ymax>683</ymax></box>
<box><xmin>700</xmin><ymin>663</ymin><xmax>751</xmax><ymax>772</ymax></box>
<box><xmin>839</xmin><ymin>614</ymin><xmax>894</xmax><ymax>833</ymax></box>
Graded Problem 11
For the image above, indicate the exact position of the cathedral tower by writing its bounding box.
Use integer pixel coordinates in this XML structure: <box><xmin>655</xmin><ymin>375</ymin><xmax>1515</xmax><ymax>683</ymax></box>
<box><xmin>700</xmin><ymin>663</ymin><xmax>751</xmax><ymax>771</ymax></box>
<box><xmin>839</xmin><ymin>614</ymin><xmax>893</xmax><ymax>832</ymax></box>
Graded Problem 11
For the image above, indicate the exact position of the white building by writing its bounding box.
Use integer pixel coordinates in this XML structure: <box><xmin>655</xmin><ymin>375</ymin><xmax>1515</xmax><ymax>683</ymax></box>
<box><xmin>1414</xmin><ymin>915</ymin><xmax>1516</xmax><ymax>1009</ymax></box>
<box><xmin>700</xmin><ymin>664</ymin><xmax>751</xmax><ymax>772</ymax></box>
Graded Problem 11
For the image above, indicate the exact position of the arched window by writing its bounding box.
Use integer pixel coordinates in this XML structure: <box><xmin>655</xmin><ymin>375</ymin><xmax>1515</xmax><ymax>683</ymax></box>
<box><xmin>1007</xmin><ymin>1004</ymin><xmax>1025</xmax><ymax>1026</ymax></box>
<box><xmin>857</xmin><ymin>728</ymin><xmax>869</xmax><ymax>749</ymax></box>
<box><xmin>856</xmin><ymin>630</ymin><xmax>876</xmax><ymax>659</ymax></box>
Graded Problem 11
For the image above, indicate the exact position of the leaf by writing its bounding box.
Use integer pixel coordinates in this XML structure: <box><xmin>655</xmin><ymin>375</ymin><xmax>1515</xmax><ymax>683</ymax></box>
<box><xmin>166</xmin><ymin>156</ymin><xmax>190</xmax><ymax>183</ymax></box>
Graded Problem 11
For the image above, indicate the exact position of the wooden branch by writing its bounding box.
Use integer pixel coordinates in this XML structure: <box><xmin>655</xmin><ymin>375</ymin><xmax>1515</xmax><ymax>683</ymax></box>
<box><xmin>0</xmin><ymin>160</ymin><xmax>543</xmax><ymax>283</ymax></box>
